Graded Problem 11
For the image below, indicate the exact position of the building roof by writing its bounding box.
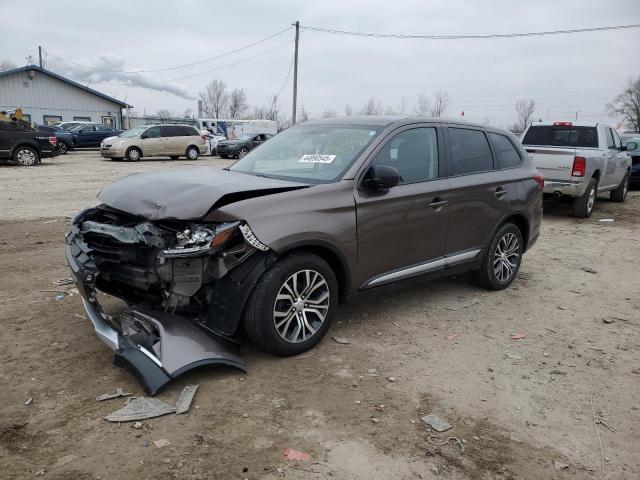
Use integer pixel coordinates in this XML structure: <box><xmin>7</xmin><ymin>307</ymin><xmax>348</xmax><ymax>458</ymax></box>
<box><xmin>0</xmin><ymin>65</ymin><xmax>132</xmax><ymax>108</ymax></box>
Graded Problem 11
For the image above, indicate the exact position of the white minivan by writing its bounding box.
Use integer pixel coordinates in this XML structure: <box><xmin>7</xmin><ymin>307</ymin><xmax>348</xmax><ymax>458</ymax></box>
<box><xmin>100</xmin><ymin>124</ymin><xmax>207</xmax><ymax>162</ymax></box>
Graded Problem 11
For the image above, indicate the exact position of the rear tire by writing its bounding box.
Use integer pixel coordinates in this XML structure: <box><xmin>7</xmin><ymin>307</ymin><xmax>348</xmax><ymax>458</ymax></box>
<box><xmin>572</xmin><ymin>178</ymin><xmax>597</xmax><ymax>218</ymax></box>
<box><xmin>243</xmin><ymin>253</ymin><xmax>338</xmax><ymax>356</ymax></box>
<box><xmin>58</xmin><ymin>141</ymin><xmax>69</xmax><ymax>155</ymax></box>
<box><xmin>125</xmin><ymin>147</ymin><xmax>142</xmax><ymax>162</ymax></box>
<box><xmin>472</xmin><ymin>223</ymin><xmax>523</xmax><ymax>290</ymax></box>
<box><xmin>13</xmin><ymin>146</ymin><xmax>39</xmax><ymax>166</ymax></box>
<box><xmin>219</xmin><ymin>154</ymin><xmax>228</xmax><ymax>159</ymax></box>
<box><xmin>610</xmin><ymin>172</ymin><xmax>629</xmax><ymax>202</ymax></box>
<box><xmin>186</xmin><ymin>146</ymin><xmax>199</xmax><ymax>160</ymax></box>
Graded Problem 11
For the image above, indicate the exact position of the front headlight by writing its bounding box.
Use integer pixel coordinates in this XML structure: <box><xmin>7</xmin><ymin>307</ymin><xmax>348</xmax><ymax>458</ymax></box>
<box><xmin>160</xmin><ymin>222</ymin><xmax>240</xmax><ymax>257</ymax></box>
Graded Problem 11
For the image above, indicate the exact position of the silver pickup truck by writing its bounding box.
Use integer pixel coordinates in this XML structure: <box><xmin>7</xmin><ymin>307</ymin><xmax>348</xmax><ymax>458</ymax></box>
<box><xmin>521</xmin><ymin>121</ymin><xmax>631</xmax><ymax>217</ymax></box>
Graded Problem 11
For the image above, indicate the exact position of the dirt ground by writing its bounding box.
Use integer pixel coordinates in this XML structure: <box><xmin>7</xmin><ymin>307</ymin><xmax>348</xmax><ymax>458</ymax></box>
<box><xmin>1</xmin><ymin>151</ymin><xmax>639</xmax><ymax>480</ymax></box>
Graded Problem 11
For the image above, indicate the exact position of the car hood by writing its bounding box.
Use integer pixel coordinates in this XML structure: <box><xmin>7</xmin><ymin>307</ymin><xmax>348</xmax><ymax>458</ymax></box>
<box><xmin>98</xmin><ymin>167</ymin><xmax>309</xmax><ymax>220</ymax></box>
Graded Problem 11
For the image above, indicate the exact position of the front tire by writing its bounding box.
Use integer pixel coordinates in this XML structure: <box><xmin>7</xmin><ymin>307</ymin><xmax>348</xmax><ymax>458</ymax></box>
<box><xmin>610</xmin><ymin>172</ymin><xmax>629</xmax><ymax>202</ymax></box>
<box><xmin>243</xmin><ymin>253</ymin><xmax>338</xmax><ymax>356</ymax></box>
<box><xmin>13</xmin><ymin>146</ymin><xmax>39</xmax><ymax>166</ymax></box>
<box><xmin>58</xmin><ymin>141</ymin><xmax>68</xmax><ymax>155</ymax></box>
<box><xmin>472</xmin><ymin>223</ymin><xmax>523</xmax><ymax>290</ymax></box>
<box><xmin>237</xmin><ymin>147</ymin><xmax>249</xmax><ymax>159</ymax></box>
<box><xmin>125</xmin><ymin>147</ymin><xmax>142</xmax><ymax>162</ymax></box>
<box><xmin>572</xmin><ymin>178</ymin><xmax>597</xmax><ymax>218</ymax></box>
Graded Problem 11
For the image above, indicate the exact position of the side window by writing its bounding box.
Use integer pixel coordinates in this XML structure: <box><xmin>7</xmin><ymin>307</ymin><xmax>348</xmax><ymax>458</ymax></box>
<box><xmin>611</xmin><ymin>129</ymin><xmax>622</xmax><ymax>149</ymax></box>
<box><xmin>605</xmin><ymin>128</ymin><xmax>616</xmax><ymax>149</ymax></box>
<box><xmin>184</xmin><ymin>126</ymin><xmax>199</xmax><ymax>136</ymax></box>
<box><xmin>145</xmin><ymin>126</ymin><xmax>161</xmax><ymax>138</ymax></box>
<box><xmin>488</xmin><ymin>132</ymin><xmax>522</xmax><ymax>169</ymax></box>
<box><xmin>371</xmin><ymin>127</ymin><xmax>439</xmax><ymax>184</ymax></box>
<box><xmin>449</xmin><ymin>128</ymin><xmax>494</xmax><ymax>176</ymax></box>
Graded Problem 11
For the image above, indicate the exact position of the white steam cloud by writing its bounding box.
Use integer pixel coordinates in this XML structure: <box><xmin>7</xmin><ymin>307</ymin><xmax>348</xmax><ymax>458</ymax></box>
<box><xmin>53</xmin><ymin>53</ymin><xmax>195</xmax><ymax>100</ymax></box>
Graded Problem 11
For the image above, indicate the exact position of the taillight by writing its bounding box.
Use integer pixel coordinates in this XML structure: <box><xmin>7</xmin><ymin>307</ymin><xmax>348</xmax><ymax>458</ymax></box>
<box><xmin>48</xmin><ymin>136</ymin><xmax>57</xmax><ymax>146</ymax></box>
<box><xmin>572</xmin><ymin>156</ymin><xmax>586</xmax><ymax>177</ymax></box>
<box><xmin>533</xmin><ymin>173</ymin><xmax>544</xmax><ymax>191</ymax></box>
<box><xmin>553</xmin><ymin>121</ymin><xmax>572</xmax><ymax>126</ymax></box>
<box><xmin>200</xmin><ymin>134</ymin><xmax>206</xmax><ymax>140</ymax></box>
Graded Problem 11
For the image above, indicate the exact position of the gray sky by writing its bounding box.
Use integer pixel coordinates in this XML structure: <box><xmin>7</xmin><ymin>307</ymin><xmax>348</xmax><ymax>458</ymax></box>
<box><xmin>2</xmin><ymin>0</ymin><xmax>639</xmax><ymax>128</ymax></box>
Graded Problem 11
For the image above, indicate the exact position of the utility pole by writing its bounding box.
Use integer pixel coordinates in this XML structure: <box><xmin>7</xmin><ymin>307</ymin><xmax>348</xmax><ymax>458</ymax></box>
<box><xmin>292</xmin><ymin>21</ymin><xmax>300</xmax><ymax>125</ymax></box>
<box><xmin>567</xmin><ymin>110</ymin><xmax>581</xmax><ymax>121</ymax></box>
<box><xmin>38</xmin><ymin>46</ymin><xmax>43</xmax><ymax>68</ymax></box>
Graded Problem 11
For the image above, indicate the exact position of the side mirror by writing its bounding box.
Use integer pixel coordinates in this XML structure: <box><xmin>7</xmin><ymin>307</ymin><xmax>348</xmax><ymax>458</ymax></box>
<box><xmin>364</xmin><ymin>164</ymin><xmax>401</xmax><ymax>191</ymax></box>
<box><xmin>625</xmin><ymin>141</ymin><xmax>637</xmax><ymax>151</ymax></box>
<box><xmin>141</xmin><ymin>134</ymin><xmax>148</xmax><ymax>139</ymax></box>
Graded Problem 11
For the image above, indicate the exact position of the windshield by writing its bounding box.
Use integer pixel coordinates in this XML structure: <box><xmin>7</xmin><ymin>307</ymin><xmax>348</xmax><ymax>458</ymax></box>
<box><xmin>229</xmin><ymin>124</ymin><xmax>382</xmax><ymax>183</ymax></box>
<box><xmin>119</xmin><ymin>126</ymin><xmax>147</xmax><ymax>138</ymax></box>
<box><xmin>68</xmin><ymin>124</ymin><xmax>88</xmax><ymax>132</ymax></box>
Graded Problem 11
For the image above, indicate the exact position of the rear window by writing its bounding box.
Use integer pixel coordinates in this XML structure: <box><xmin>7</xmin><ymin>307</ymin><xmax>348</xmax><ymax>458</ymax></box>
<box><xmin>449</xmin><ymin>128</ymin><xmax>494</xmax><ymax>176</ymax></box>
<box><xmin>488</xmin><ymin>132</ymin><xmax>521</xmax><ymax>169</ymax></box>
<box><xmin>522</xmin><ymin>126</ymin><xmax>598</xmax><ymax>148</ymax></box>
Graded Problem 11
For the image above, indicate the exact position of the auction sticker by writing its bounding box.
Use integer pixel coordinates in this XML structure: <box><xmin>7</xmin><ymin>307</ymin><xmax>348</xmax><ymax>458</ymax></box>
<box><xmin>298</xmin><ymin>154</ymin><xmax>336</xmax><ymax>164</ymax></box>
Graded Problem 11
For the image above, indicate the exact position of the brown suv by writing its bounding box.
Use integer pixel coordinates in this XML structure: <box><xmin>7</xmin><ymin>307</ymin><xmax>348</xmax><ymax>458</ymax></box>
<box><xmin>66</xmin><ymin>117</ymin><xmax>543</xmax><ymax>393</ymax></box>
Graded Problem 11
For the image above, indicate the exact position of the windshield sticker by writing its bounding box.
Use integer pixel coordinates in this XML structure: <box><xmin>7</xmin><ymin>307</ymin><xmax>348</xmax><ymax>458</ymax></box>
<box><xmin>298</xmin><ymin>154</ymin><xmax>336</xmax><ymax>164</ymax></box>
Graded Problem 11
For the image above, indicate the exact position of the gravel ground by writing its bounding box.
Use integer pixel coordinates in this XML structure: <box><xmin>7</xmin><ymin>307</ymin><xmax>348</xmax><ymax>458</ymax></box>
<box><xmin>1</xmin><ymin>151</ymin><xmax>639</xmax><ymax>479</ymax></box>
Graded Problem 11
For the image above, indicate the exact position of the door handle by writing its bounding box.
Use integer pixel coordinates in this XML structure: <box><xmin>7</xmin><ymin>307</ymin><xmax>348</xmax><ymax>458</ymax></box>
<box><xmin>429</xmin><ymin>198</ymin><xmax>448</xmax><ymax>209</ymax></box>
<box><xmin>494</xmin><ymin>187</ymin><xmax>509</xmax><ymax>198</ymax></box>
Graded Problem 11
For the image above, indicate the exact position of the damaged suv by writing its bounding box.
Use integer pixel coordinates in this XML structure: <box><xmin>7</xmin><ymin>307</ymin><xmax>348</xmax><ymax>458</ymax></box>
<box><xmin>66</xmin><ymin>117</ymin><xmax>542</xmax><ymax>393</ymax></box>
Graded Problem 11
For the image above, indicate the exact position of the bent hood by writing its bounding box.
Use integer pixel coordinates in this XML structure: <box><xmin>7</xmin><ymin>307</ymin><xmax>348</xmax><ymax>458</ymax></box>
<box><xmin>98</xmin><ymin>166</ymin><xmax>308</xmax><ymax>220</ymax></box>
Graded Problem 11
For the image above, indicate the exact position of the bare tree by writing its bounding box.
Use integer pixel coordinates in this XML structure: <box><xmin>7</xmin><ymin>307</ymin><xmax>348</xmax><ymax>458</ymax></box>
<box><xmin>182</xmin><ymin>108</ymin><xmax>193</xmax><ymax>118</ymax></box>
<box><xmin>0</xmin><ymin>59</ymin><xmax>17</xmax><ymax>72</ymax></box>
<box><xmin>514</xmin><ymin>99</ymin><xmax>536</xmax><ymax>132</ymax></box>
<box><xmin>361</xmin><ymin>97</ymin><xmax>382</xmax><ymax>116</ymax></box>
<box><xmin>254</xmin><ymin>96</ymin><xmax>286</xmax><ymax>130</ymax></box>
<box><xmin>430</xmin><ymin>90</ymin><xmax>450</xmax><ymax>118</ymax></box>
<box><xmin>397</xmin><ymin>95</ymin><xmax>408</xmax><ymax>116</ymax></box>
<box><xmin>384</xmin><ymin>105</ymin><xmax>397</xmax><ymax>116</ymax></box>
<box><xmin>344</xmin><ymin>104</ymin><xmax>353</xmax><ymax>116</ymax></box>
<box><xmin>607</xmin><ymin>76</ymin><xmax>640</xmax><ymax>131</ymax></box>
<box><xmin>199</xmin><ymin>80</ymin><xmax>228</xmax><ymax>118</ymax></box>
<box><xmin>228</xmin><ymin>88</ymin><xmax>248</xmax><ymax>119</ymax></box>
<box><xmin>414</xmin><ymin>91</ymin><xmax>430</xmax><ymax>118</ymax></box>
<box><xmin>157</xmin><ymin>109</ymin><xmax>172</xmax><ymax>118</ymax></box>
<box><xmin>321</xmin><ymin>109</ymin><xmax>337</xmax><ymax>118</ymax></box>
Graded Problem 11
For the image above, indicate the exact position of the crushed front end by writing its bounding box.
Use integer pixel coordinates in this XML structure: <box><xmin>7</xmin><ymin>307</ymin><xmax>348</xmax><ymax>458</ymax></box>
<box><xmin>65</xmin><ymin>205</ymin><xmax>275</xmax><ymax>394</ymax></box>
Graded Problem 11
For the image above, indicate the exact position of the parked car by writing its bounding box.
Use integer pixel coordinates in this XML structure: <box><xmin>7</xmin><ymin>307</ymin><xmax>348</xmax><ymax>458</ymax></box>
<box><xmin>38</xmin><ymin>125</ymin><xmax>75</xmax><ymax>154</ymax></box>
<box><xmin>66</xmin><ymin>117</ymin><xmax>542</xmax><ymax>393</ymax></box>
<box><xmin>216</xmin><ymin>133</ymin><xmax>273</xmax><ymax>158</ymax></box>
<box><xmin>620</xmin><ymin>133</ymin><xmax>640</xmax><ymax>187</ymax></box>
<box><xmin>100</xmin><ymin>124</ymin><xmax>207</xmax><ymax>161</ymax></box>
<box><xmin>521</xmin><ymin>121</ymin><xmax>631</xmax><ymax>217</ymax></box>
<box><xmin>203</xmin><ymin>132</ymin><xmax>227</xmax><ymax>156</ymax></box>
<box><xmin>52</xmin><ymin>121</ymin><xmax>97</xmax><ymax>131</ymax></box>
<box><xmin>0</xmin><ymin>119</ymin><xmax>59</xmax><ymax>166</ymax></box>
<box><xmin>70</xmin><ymin>124</ymin><xmax>122</xmax><ymax>147</ymax></box>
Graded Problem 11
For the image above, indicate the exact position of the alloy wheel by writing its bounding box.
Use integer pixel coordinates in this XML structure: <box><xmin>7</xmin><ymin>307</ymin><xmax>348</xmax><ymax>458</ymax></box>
<box><xmin>187</xmin><ymin>148</ymin><xmax>198</xmax><ymax>159</ymax></box>
<box><xmin>273</xmin><ymin>269</ymin><xmax>330</xmax><ymax>343</ymax></box>
<box><xmin>238</xmin><ymin>148</ymin><xmax>248</xmax><ymax>158</ymax></box>
<box><xmin>128</xmin><ymin>149</ymin><xmax>140</xmax><ymax>161</ymax></box>
<box><xmin>59</xmin><ymin>142</ymin><xmax>67</xmax><ymax>154</ymax></box>
<box><xmin>16</xmin><ymin>149</ymin><xmax>36</xmax><ymax>166</ymax></box>
<box><xmin>587</xmin><ymin>185</ymin><xmax>596</xmax><ymax>213</ymax></box>
<box><xmin>493</xmin><ymin>232</ymin><xmax>520</xmax><ymax>282</ymax></box>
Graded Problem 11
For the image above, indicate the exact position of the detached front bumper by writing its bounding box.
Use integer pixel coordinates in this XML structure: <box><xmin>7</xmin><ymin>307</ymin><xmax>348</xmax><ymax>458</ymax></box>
<box><xmin>100</xmin><ymin>146</ymin><xmax>125</xmax><ymax>158</ymax></box>
<box><xmin>65</xmin><ymin>225</ymin><xmax>247</xmax><ymax>395</ymax></box>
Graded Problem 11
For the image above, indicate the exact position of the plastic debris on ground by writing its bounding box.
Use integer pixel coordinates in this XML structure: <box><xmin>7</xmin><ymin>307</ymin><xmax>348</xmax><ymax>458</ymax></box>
<box><xmin>421</xmin><ymin>413</ymin><xmax>452</xmax><ymax>432</ymax></box>
<box><xmin>175</xmin><ymin>384</ymin><xmax>198</xmax><ymax>414</ymax></box>
<box><xmin>332</xmin><ymin>336</ymin><xmax>351</xmax><ymax>344</ymax></box>
<box><xmin>96</xmin><ymin>388</ymin><xmax>133</xmax><ymax>401</ymax></box>
<box><xmin>153</xmin><ymin>439</ymin><xmax>171</xmax><ymax>449</ymax></box>
<box><xmin>511</xmin><ymin>333</ymin><xmax>526</xmax><ymax>340</ymax></box>
<box><xmin>284</xmin><ymin>448</ymin><xmax>311</xmax><ymax>461</ymax></box>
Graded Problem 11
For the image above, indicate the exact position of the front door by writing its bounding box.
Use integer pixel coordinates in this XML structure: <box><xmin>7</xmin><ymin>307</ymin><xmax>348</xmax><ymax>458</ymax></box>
<box><xmin>444</xmin><ymin>126</ymin><xmax>510</xmax><ymax>255</ymax></box>
<box><xmin>355</xmin><ymin>125</ymin><xmax>450</xmax><ymax>288</ymax></box>
<box><xmin>141</xmin><ymin>126</ymin><xmax>162</xmax><ymax>156</ymax></box>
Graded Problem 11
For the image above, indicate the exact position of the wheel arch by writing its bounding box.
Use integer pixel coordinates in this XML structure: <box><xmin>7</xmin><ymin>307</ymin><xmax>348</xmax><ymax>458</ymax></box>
<box><xmin>493</xmin><ymin>211</ymin><xmax>530</xmax><ymax>253</ymax></box>
<box><xmin>11</xmin><ymin>141</ymin><xmax>41</xmax><ymax>157</ymax></box>
<box><xmin>591</xmin><ymin>169</ymin><xmax>601</xmax><ymax>184</ymax></box>
<box><xmin>125</xmin><ymin>146</ymin><xmax>143</xmax><ymax>159</ymax></box>
<box><xmin>277</xmin><ymin>241</ymin><xmax>351</xmax><ymax>301</ymax></box>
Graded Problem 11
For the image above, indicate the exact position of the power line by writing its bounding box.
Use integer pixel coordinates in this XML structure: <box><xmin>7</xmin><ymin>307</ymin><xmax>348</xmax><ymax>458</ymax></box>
<box><xmin>168</xmin><ymin>39</ymin><xmax>293</xmax><ymax>81</ymax></box>
<box><xmin>44</xmin><ymin>27</ymin><xmax>292</xmax><ymax>74</ymax></box>
<box><xmin>300</xmin><ymin>23</ymin><xmax>640</xmax><ymax>40</ymax></box>
<box><xmin>274</xmin><ymin>51</ymin><xmax>295</xmax><ymax>100</ymax></box>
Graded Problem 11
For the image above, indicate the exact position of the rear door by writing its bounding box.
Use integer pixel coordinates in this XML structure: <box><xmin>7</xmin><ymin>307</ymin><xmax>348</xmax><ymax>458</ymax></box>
<box><xmin>355</xmin><ymin>124</ymin><xmax>451</xmax><ymax>287</ymax></box>
<box><xmin>604</xmin><ymin>127</ymin><xmax>626</xmax><ymax>188</ymax></box>
<box><xmin>160</xmin><ymin>126</ymin><xmax>180</xmax><ymax>155</ymax></box>
<box><xmin>444</xmin><ymin>126</ymin><xmax>511</xmax><ymax>256</ymax></box>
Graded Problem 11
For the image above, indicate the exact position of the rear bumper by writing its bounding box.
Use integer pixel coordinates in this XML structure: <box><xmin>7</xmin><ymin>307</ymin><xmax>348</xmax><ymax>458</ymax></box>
<box><xmin>543</xmin><ymin>178</ymin><xmax>587</xmax><ymax>197</ymax></box>
<box><xmin>65</xmin><ymin>223</ymin><xmax>246</xmax><ymax>395</ymax></box>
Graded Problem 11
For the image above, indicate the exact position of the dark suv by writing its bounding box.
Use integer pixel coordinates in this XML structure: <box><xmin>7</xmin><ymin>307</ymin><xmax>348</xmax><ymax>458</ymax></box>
<box><xmin>0</xmin><ymin>119</ymin><xmax>59</xmax><ymax>166</ymax></box>
<box><xmin>66</xmin><ymin>117</ymin><xmax>542</xmax><ymax>393</ymax></box>
<box><xmin>217</xmin><ymin>133</ymin><xmax>273</xmax><ymax>158</ymax></box>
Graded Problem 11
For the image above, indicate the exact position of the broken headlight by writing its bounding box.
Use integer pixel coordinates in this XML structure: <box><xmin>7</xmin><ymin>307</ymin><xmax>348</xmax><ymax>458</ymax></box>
<box><xmin>161</xmin><ymin>222</ymin><xmax>240</xmax><ymax>257</ymax></box>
